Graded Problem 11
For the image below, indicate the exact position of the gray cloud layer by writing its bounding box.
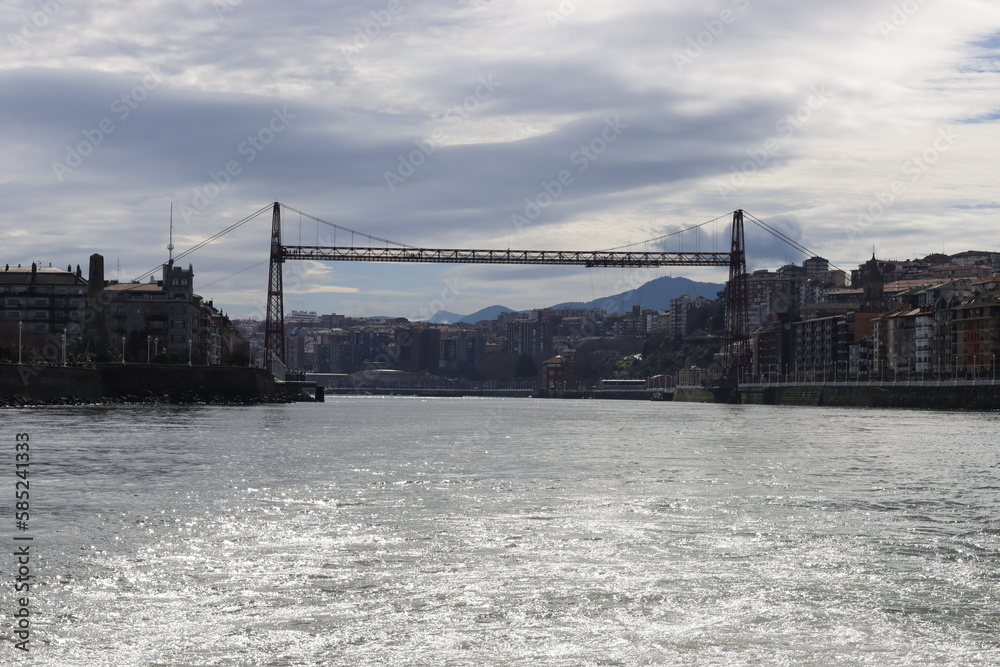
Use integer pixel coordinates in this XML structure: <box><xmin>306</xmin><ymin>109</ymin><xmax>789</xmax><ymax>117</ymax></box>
<box><xmin>2</xmin><ymin>0</ymin><xmax>999</xmax><ymax>316</ymax></box>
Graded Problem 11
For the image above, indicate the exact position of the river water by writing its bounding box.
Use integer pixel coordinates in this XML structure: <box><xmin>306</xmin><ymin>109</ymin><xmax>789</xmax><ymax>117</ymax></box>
<box><xmin>4</xmin><ymin>397</ymin><xmax>1000</xmax><ymax>665</ymax></box>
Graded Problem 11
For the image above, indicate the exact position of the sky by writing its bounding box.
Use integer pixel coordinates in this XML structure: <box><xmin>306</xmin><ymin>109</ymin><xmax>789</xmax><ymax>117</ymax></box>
<box><xmin>2</xmin><ymin>0</ymin><xmax>999</xmax><ymax>319</ymax></box>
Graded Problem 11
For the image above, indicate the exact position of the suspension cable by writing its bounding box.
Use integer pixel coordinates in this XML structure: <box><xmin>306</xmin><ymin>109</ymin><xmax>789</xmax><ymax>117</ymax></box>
<box><xmin>598</xmin><ymin>213</ymin><xmax>731</xmax><ymax>252</ymax></box>
<box><xmin>743</xmin><ymin>211</ymin><xmax>844</xmax><ymax>273</ymax></box>
<box><xmin>133</xmin><ymin>203</ymin><xmax>273</xmax><ymax>282</ymax></box>
<box><xmin>279</xmin><ymin>203</ymin><xmax>416</xmax><ymax>248</ymax></box>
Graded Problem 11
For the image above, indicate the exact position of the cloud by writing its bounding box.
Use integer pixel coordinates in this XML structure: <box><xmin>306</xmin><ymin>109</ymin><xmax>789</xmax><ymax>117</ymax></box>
<box><xmin>2</xmin><ymin>0</ymin><xmax>1000</xmax><ymax>316</ymax></box>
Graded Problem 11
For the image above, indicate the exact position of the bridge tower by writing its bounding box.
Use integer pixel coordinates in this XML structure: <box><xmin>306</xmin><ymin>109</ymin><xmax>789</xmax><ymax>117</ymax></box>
<box><xmin>723</xmin><ymin>209</ymin><xmax>750</xmax><ymax>380</ymax></box>
<box><xmin>264</xmin><ymin>202</ymin><xmax>285</xmax><ymax>373</ymax></box>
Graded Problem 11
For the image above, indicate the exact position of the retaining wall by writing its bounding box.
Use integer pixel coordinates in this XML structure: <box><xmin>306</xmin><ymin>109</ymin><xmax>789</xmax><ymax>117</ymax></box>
<box><xmin>0</xmin><ymin>363</ymin><xmax>280</xmax><ymax>405</ymax></box>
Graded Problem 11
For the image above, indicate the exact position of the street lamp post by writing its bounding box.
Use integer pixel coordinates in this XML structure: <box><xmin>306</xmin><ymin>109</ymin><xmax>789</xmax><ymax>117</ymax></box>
<box><xmin>18</xmin><ymin>321</ymin><xmax>22</xmax><ymax>365</ymax></box>
<box><xmin>61</xmin><ymin>330</ymin><xmax>66</xmax><ymax>367</ymax></box>
<box><xmin>121</xmin><ymin>336</ymin><xmax>126</xmax><ymax>365</ymax></box>
<box><xmin>188</xmin><ymin>338</ymin><xmax>192</xmax><ymax>367</ymax></box>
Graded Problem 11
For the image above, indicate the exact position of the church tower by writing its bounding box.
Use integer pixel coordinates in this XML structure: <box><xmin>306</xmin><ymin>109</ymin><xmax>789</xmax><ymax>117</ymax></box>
<box><xmin>859</xmin><ymin>254</ymin><xmax>886</xmax><ymax>313</ymax></box>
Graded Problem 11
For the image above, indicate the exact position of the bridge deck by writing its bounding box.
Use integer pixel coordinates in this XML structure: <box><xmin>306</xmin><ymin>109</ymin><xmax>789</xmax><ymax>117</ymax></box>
<box><xmin>280</xmin><ymin>246</ymin><xmax>731</xmax><ymax>267</ymax></box>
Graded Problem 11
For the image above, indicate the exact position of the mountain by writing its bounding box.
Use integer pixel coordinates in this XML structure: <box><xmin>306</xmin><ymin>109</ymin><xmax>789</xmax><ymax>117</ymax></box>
<box><xmin>457</xmin><ymin>305</ymin><xmax>520</xmax><ymax>323</ymax></box>
<box><xmin>549</xmin><ymin>275</ymin><xmax>724</xmax><ymax>312</ymax></box>
<box><xmin>424</xmin><ymin>276</ymin><xmax>723</xmax><ymax>323</ymax></box>
<box><xmin>426</xmin><ymin>310</ymin><xmax>463</xmax><ymax>324</ymax></box>
<box><xmin>426</xmin><ymin>305</ymin><xmax>525</xmax><ymax>324</ymax></box>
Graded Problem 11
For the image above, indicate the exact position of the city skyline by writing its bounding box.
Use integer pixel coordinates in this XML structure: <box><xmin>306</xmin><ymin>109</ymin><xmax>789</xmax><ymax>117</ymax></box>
<box><xmin>2</xmin><ymin>1</ymin><xmax>999</xmax><ymax>318</ymax></box>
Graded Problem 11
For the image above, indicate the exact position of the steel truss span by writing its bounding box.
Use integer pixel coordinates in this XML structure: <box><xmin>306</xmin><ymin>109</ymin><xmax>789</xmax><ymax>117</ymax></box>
<box><xmin>264</xmin><ymin>202</ymin><xmax>750</xmax><ymax>384</ymax></box>
<box><xmin>280</xmin><ymin>246</ymin><xmax>731</xmax><ymax>268</ymax></box>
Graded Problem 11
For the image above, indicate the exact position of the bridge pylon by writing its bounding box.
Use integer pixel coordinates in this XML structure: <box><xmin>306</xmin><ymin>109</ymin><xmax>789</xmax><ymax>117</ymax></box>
<box><xmin>723</xmin><ymin>209</ymin><xmax>750</xmax><ymax>382</ymax></box>
<box><xmin>263</xmin><ymin>202</ymin><xmax>285</xmax><ymax>374</ymax></box>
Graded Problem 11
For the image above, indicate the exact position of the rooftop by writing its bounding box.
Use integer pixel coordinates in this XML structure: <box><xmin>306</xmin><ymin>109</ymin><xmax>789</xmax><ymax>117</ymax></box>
<box><xmin>0</xmin><ymin>265</ymin><xmax>86</xmax><ymax>286</ymax></box>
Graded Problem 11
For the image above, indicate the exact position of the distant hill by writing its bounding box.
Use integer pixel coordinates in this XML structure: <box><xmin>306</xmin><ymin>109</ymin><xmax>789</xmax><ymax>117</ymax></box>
<box><xmin>426</xmin><ymin>305</ymin><xmax>521</xmax><ymax>324</ymax></box>
<box><xmin>457</xmin><ymin>305</ymin><xmax>520</xmax><ymax>323</ymax></box>
<box><xmin>426</xmin><ymin>310</ymin><xmax>463</xmax><ymax>324</ymax></box>
<box><xmin>423</xmin><ymin>276</ymin><xmax>723</xmax><ymax>323</ymax></box>
<box><xmin>549</xmin><ymin>275</ymin><xmax>723</xmax><ymax>312</ymax></box>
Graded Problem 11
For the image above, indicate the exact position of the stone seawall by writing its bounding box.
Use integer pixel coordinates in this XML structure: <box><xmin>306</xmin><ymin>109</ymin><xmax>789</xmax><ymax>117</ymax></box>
<box><xmin>0</xmin><ymin>363</ymin><xmax>281</xmax><ymax>405</ymax></box>
<box><xmin>739</xmin><ymin>383</ymin><xmax>1000</xmax><ymax>410</ymax></box>
<box><xmin>673</xmin><ymin>387</ymin><xmax>715</xmax><ymax>403</ymax></box>
<box><xmin>0</xmin><ymin>365</ymin><xmax>102</xmax><ymax>403</ymax></box>
<box><xmin>99</xmin><ymin>365</ymin><xmax>279</xmax><ymax>402</ymax></box>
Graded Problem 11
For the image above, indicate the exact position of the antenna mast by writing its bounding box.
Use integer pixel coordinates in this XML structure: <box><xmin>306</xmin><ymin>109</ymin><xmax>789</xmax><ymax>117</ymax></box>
<box><xmin>168</xmin><ymin>203</ymin><xmax>175</xmax><ymax>265</ymax></box>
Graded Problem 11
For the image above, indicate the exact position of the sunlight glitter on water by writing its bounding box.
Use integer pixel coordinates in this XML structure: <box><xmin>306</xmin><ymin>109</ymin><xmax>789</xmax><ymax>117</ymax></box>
<box><xmin>12</xmin><ymin>399</ymin><xmax>1000</xmax><ymax>665</ymax></box>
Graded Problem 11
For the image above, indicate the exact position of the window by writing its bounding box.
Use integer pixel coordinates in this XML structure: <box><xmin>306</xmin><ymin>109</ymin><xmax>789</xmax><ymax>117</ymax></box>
<box><xmin>171</xmin><ymin>320</ymin><xmax>185</xmax><ymax>329</ymax></box>
<box><xmin>34</xmin><ymin>311</ymin><xmax>48</xmax><ymax>320</ymax></box>
<box><xmin>170</xmin><ymin>335</ymin><xmax>186</xmax><ymax>343</ymax></box>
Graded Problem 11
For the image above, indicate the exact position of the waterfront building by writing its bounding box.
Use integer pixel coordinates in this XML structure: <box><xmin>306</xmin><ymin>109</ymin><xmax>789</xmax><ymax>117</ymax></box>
<box><xmin>952</xmin><ymin>286</ymin><xmax>1000</xmax><ymax>376</ymax></box>
<box><xmin>802</xmin><ymin>256</ymin><xmax>829</xmax><ymax>277</ymax></box>
<box><xmin>393</xmin><ymin>326</ymin><xmax>441</xmax><ymax>374</ymax></box>
<box><xmin>0</xmin><ymin>264</ymin><xmax>88</xmax><ymax>350</ymax></box>
<box><xmin>541</xmin><ymin>349</ymin><xmax>577</xmax><ymax>390</ymax></box>
<box><xmin>89</xmin><ymin>255</ymin><xmax>244</xmax><ymax>364</ymax></box>
<box><xmin>503</xmin><ymin>320</ymin><xmax>552</xmax><ymax>356</ymax></box>
<box><xmin>667</xmin><ymin>294</ymin><xmax>714</xmax><ymax>337</ymax></box>
<box><xmin>439</xmin><ymin>331</ymin><xmax>485</xmax><ymax>372</ymax></box>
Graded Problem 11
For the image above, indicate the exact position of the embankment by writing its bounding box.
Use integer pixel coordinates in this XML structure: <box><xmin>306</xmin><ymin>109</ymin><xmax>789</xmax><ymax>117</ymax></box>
<box><xmin>0</xmin><ymin>363</ymin><xmax>286</xmax><ymax>406</ymax></box>
<box><xmin>739</xmin><ymin>383</ymin><xmax>1000</xmax><ymax>410</ymax></box>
